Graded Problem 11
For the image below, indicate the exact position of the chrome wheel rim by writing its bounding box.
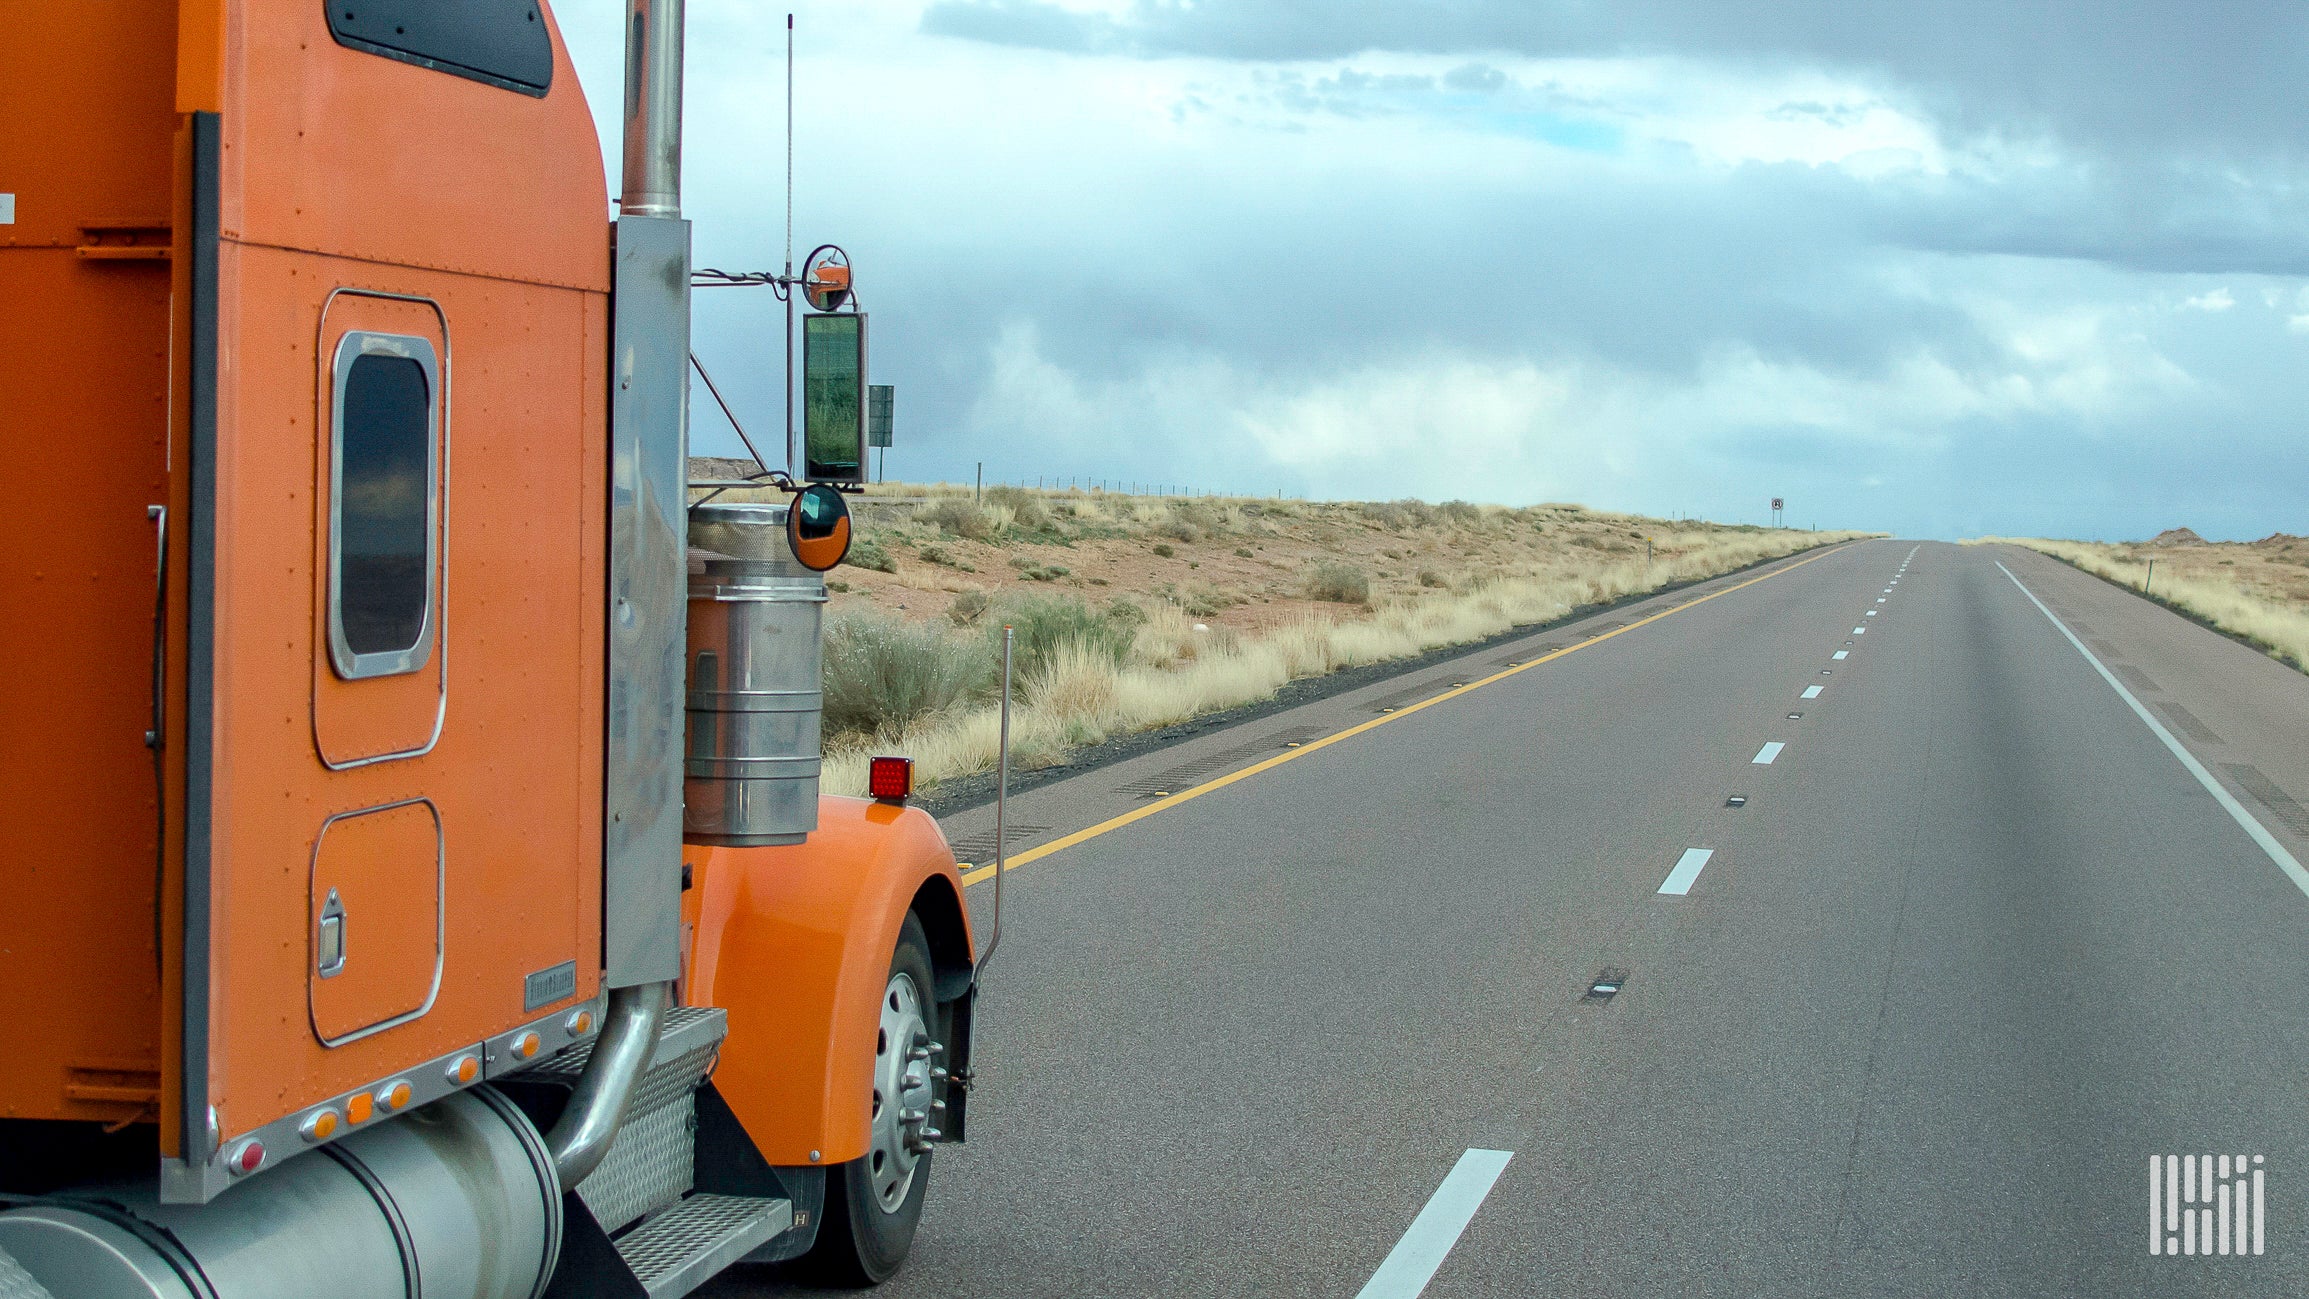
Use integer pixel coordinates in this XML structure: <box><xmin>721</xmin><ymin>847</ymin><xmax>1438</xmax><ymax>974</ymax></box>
<box><xmin>867</xmin><ymin>968</ymin><xmax>934</xmax><ymax>1212</ymax></box>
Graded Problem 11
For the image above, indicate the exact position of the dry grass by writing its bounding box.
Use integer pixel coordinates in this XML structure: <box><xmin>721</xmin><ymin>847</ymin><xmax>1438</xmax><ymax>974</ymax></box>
<box><xmin>791</xmin><ymin>478</ymin><xmax>1868</xmax><ymax>796</ymax></box>
<box><xmin>1981</xmin><ymin>536</ymin><xmax>2309</xmax><ymax>671</ymax></box>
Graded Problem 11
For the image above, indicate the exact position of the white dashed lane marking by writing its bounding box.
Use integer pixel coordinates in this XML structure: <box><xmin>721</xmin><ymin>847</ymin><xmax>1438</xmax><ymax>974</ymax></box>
<box><xmin>1753</xmin><ymin>742</ymin><xmax>1785</xmax><ymax>765</ymax></box>
<box><xmin>1356</xmin><ymin>1149</ymin><xmax>1516</xmax><ymax>1299</ymax></box>
<box><xmin>1658</xmin><ymin>848</ymin><xmax>1716</xmax><ymax>896</ymax></box>
<box><xmin>1833</xmin><ymin>650</ymin><xmax>1849</xmax><ymax>660</ymax></box>
<box><xmin>1802</xmin><ymin>686</ymin><xmax>1824</xmax><ymax>699</ymax></box>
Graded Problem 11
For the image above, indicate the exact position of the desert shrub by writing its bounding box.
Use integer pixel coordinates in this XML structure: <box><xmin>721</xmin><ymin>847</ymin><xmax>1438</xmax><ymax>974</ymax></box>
<box><xmin>983</xmin><ymin>485</ymin><xmax>1050</xmax><ymax>530</ymax></box>
<box><xmin>946</xmin><ymin>590</ymin><xmax>990</xmax><ymax>625</ymax></box>
<box><xmin>845</xmin><ymin>534</ymin><xmax>896</xmax><ymax>573</ymax></box>
<box><xmin>1438</xmin><ymin>500</ymin><xmax>1482</xmax><ymax>526</ymax></box>
<box><xmin>1151</xmin><ymin>543</ymin><xmax>1175</xmax><ymax>558</ymax></box>
<box><xmin>917</xmin><ymin>543</ymin><xmax>963</xmax><ymax>568</ymax></box>
<box><xmin>1168</xmin><ymin>499</ymin><xmax>1229</xmax><ymax>539</ymax></box>
<box><xmin>1360</xmin><ymin>500</ymin><xmax>1436</xmax><ymax>530</ymax></box>
<box><xmin>1306</xmin><ymin>562</ymin><xmax>1370</xmax><ymax>604</ymax></box>
<box><xmin>1234</xmin><ymin>547</ymin><xmax>1254</xmax><ymax>558</ymax></box>
<box><xmin>992</xmin><ymin>593</ymin><xmax>1139</xmax><ymax>681</ymax></box>
<box><xmin>1104</xmin><ymin>596</ymin><xmax>1149</xmax><ymax>630</ymax></box>
<box><xmin>921</xmin><ymin>498</ymin><xmax>998</xmax><ymax>541</ymax></box>
<box><xmin>1418</xmin><ymin>569</ymin><xmax>1447</xmax><ymax>588</ymax></box>
<box><xmin>1178</xmin><ymin>583</ymin><xmax>1245</xmax><ymax>617</ymax></box>
<box><xmin>821</xmin><ymin>612</ymin><xmax>995</xmax><ymax>737</ymax></box>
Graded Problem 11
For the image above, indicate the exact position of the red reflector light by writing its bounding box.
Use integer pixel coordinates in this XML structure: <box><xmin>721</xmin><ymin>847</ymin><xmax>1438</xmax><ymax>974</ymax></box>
<box><xmin>869</xmin><ymin>756</ymin><xmax>913</xmax><ymax>802</ymax></box>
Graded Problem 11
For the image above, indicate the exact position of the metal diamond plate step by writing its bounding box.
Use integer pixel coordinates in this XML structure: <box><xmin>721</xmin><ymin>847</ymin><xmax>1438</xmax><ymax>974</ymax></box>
<box><xmin>616</xmin><ymin>1193</ymin><xmax>792</xmax><ymax>1299</ymax></box>
<box><xmin>0</xmin><ymin>1245</ymin><xmax>57</xmax><ymax>1299</ymax></box>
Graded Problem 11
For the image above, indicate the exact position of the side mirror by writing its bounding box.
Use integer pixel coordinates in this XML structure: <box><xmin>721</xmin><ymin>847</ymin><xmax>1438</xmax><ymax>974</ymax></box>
<box><xmin>786</xmin><ymin>483</ymin><xmax>853</xmax><ymax>572</ymax></box>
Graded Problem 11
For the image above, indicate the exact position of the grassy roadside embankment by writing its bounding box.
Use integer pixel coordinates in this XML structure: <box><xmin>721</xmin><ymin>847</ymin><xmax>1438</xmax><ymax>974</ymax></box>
<box><xmin>692</xmin><ymin>465</ymin><xmax>1868</xmax><ymax>795</ymax></box>
<box><xmin>1983</xmin><ymin>531</ymin><xmax>2309</xmax><ymax>671</ymax></box>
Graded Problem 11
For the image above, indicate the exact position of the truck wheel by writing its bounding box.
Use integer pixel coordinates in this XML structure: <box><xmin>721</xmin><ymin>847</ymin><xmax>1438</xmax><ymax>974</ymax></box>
<box><xmin>805</xmin><ymin>912</ymin><xmax>942</xmax><ymax>1286</ymax></box>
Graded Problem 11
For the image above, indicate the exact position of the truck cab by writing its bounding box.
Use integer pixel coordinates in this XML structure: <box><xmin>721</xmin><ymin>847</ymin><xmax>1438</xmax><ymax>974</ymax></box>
<box><xmin>0</xmin><ymin>2</ymin><xmax>976</xmax><ymax>1293</ymax></box>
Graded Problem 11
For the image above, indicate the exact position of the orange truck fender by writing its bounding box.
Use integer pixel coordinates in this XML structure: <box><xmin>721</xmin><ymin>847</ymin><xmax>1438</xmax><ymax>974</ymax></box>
<box><xmin>682</xmin><ymin>796</ymin><xmax>975</xmax><ymax>1166</ymax></box>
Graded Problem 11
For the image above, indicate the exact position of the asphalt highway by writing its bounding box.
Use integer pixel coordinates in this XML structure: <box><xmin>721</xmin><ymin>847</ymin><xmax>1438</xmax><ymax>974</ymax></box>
<box><xmin>717</xmin><ymin>538</ymin><xmax>2309</xmax><ymax>1297</ymax></box>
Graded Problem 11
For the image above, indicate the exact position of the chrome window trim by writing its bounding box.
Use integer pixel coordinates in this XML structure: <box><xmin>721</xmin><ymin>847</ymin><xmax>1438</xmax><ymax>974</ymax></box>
<box><xmin>308</xmin><ymin>796</ymin><xmax>447</xmax><ymax>1049</ymax></box>
<box><xmin>327</xmin><ymin>329</ymin><xmax>441</xmax><ymax>681</ymax></box>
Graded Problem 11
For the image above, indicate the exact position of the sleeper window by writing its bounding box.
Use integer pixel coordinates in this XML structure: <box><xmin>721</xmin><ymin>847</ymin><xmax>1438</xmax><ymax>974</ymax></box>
<box><xmin>330</xmin><ymin>334</ymin><xmax>438</xmax><ymax>678</ymax></box>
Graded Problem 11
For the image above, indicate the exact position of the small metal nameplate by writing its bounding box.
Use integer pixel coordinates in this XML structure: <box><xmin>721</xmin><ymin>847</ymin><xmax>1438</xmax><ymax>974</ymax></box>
<box><xmin>524</xmin><ymin>960</ymin><xmax>578</xmax><ymax>1011</ymax></box>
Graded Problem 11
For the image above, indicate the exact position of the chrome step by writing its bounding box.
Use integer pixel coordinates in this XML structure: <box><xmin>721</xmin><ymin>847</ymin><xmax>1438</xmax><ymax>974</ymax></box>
<box><xmin>614</xmin><ymin>1193</ymin><xmax>792</xmax><ymax>1299</ymax></box>
<box><xmin>527</xmin><ymin>1006</ymin><xmax>730</xmax><ymax>1233</ymax></box>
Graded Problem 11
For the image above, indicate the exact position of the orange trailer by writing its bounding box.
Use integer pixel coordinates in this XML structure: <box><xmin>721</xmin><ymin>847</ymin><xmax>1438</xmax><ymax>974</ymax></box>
<box><xmin>0</xmin><ymin>2</ymin><xmax>977</xmax><ymax>1294</ymax></box>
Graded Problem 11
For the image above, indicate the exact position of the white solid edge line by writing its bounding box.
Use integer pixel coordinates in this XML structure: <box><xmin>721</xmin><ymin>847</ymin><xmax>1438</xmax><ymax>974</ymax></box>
<box><xmin>1753</xmin><ymin>741</ymin><xmax>1785</xmax><ymax>764</ymax></box>
<box><xmin>1356</xmin><ymin>1149</ymin><xmax>1516</xmax><ymax>1299</ymax></box>
<box><xmin>1658</xmin><ymin>847</ymin><xmax>1715</xmax><ymax>896</ymax></box>
<box><xmin>1996</xmin><ymin>560</ymin><xmax>2309</xmax><ymax>901</ymax></box>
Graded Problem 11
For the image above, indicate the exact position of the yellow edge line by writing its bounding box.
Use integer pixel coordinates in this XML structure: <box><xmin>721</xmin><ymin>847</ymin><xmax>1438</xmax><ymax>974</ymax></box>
<box><xmin>958</xmin><ymin>541</ymin><xmax>1856</xmax><ymax>886</ymax></box>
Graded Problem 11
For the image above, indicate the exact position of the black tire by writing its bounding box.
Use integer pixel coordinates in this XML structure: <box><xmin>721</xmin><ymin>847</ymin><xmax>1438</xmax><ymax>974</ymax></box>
<box><xmin>801</xmin><ymin>912</ymin><xmax>942</xmax><ymax>1287</ymax></box>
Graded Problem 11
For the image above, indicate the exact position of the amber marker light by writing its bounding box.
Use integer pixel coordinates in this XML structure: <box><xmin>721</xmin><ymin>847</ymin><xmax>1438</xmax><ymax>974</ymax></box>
<box><xmin>346</xmin><ymin>1092</ymin><xmax>374</xmax><ymax>1124</ymax></box>
<box><xmin>869</xmin><ymin>755</ymin><xmax>914</xmax><ymax>803</ymax></box>
<box><xmin>514</xmin><ymin>1031</ymin><xmax>542</xmax><ymax>1060</ymax></box>
<box><xmin>299</xmin><ymin>1109</ymin><xmax>340</xmax><ymax>1142</ymax></box>
<box><xmin>565</xmin><ymin>1009</ymin><xmax>595</xmax><ymax>1037</ymax></box>
<box><xmin>377</xmin><ymin>1080</ymin><xmax>413</xmax><ymax>1112</ymax></box>
<box><xmin>446</xmin><ymin>1055</ymin><xmax>481</xmax><ymax>1086</ymax></box>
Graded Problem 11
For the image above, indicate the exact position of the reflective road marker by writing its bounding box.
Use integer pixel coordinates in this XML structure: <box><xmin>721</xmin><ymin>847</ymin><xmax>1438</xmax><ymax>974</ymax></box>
<box><xmin>1802</xmin><ymin>685</ymin><xmax>1824</xmax><ymax>699</ymax></box>
<box><xmin>1658</xmin><ymin>848</ymin><xmax>1716</xmax><ymax>896</ymax></box>
<box><xmin>1356</xmin><ymin>1149</ymin><xmax>1515</xmax><ymax>1299</ymax></box>
<box><xmin>1753</xmin><ymin>742</ymin><xmax>1785</xmax><ymax>765</ymax></box>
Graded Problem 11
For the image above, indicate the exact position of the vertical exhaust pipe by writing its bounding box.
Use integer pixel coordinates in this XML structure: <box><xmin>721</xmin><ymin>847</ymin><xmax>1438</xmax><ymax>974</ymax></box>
<box><xmin>621</xmin><ymin>0</ymin><xmax>684</xmax><ymax>217</ymax></box>
<box><xmin>573</xmin><ymin>0</ymin><xmax>692</xmax><ymax>1184</ymax></box>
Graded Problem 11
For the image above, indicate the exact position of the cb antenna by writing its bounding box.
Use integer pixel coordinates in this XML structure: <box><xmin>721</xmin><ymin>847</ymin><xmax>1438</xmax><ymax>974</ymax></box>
<box><xmin>783</xmin><ymin>12</ymin><xmax>796</xmax><ymax>474</ymax></box>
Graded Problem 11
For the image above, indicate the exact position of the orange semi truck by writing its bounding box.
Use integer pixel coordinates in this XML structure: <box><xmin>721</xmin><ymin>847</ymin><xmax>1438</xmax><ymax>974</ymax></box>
<box><xmin>0</xmin><ymin>1</ymin><xmax>982</xmax><ymax>1294</ymax></box>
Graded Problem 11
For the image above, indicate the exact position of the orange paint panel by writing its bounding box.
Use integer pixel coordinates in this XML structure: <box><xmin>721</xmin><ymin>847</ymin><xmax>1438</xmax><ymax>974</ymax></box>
<box><xmin>222</xmin><ymin>0</ymin><xmax>608</xmax><ymax>292</ymax></box>
<box><xmin>309</xmin><ymin>800</ymin><xmax>442</xmax><ymax>1042</ymax></box>
<box><xmin>685</xmin><ymin>799</ymin><xmax>972</xmax><ymax>1165</ymax></box>
<box><xmin>0</xmin><ymin>0</ymin><xmax>179</xmax><ymax>1124</ymax></box>
<box><xmin>202</xmin><ymin>242</ymin><xmax>604</xmax><ymax>1135</ymax></box>
<box><xmin>8</xmin><ymin>0</ymin><xmax>615</xmax><ymax>1150</ymax></box>
<box><xmin>187</xmin><ymin>0</ymin><xmax>611</xmax><ymax>1141</ymax></box>
<box><xmin>310</xmin><ymin>291</ymin><xmax>448</xmax><ymax>765</ymax></box>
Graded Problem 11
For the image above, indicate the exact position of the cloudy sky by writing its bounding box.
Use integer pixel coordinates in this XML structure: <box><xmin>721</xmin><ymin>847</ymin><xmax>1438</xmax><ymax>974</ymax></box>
<box><xmin>559</xmin><ymin>1</ymin><xmax>2309</xmax><ymax>539</ymax></box>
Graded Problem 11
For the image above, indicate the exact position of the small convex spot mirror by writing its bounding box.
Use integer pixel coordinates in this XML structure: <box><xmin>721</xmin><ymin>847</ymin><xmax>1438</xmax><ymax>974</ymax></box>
<box><xmin>787</xmin><ymin>482</ymin><xmax>853</xmax><ymax>572</ymax></box>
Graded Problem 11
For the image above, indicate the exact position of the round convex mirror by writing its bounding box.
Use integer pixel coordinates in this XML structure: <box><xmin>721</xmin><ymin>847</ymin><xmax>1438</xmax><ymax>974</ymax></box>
<box><xmin>787</xmin><ymin>482</ymin><xmax>853</xmax><ymax>572</ymax></box>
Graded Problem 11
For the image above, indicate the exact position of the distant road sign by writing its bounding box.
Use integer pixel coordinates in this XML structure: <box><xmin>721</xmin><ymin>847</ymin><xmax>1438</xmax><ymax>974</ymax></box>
<box><xmin>1772</xmin><ymin>497</ymin><xmax>1784</xmax><ymax>511</ymax></box>
<box><xmin>868</xmin><ymin>384</ymin><xmax>893</xmax><ymax>448</ymax></box>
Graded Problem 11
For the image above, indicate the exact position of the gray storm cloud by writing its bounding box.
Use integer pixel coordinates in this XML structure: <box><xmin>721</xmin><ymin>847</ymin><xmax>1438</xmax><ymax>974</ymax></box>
<box><xmin>561</xmin><ymin>1</ymin><xmax>2309</xmax><ymax>540</ymax></box>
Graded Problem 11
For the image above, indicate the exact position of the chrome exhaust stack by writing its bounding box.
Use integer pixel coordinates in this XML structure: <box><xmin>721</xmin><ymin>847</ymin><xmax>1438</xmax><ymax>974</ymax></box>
<box><xmin>620</xmin><ymin>0</ymin><xmax>684</xmax><ymax>219</ymax></box>
<box><xmin>572</xmin><ymin>0</ymin><xmax>691</xmax><ymax>1197</ymax></box>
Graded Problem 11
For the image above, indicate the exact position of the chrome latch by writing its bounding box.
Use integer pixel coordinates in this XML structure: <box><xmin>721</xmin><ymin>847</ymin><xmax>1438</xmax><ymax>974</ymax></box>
<box><xmin>317</xmin><ymin>889</ymin><xmax>346</xmax><ymax>978</ymax></box>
